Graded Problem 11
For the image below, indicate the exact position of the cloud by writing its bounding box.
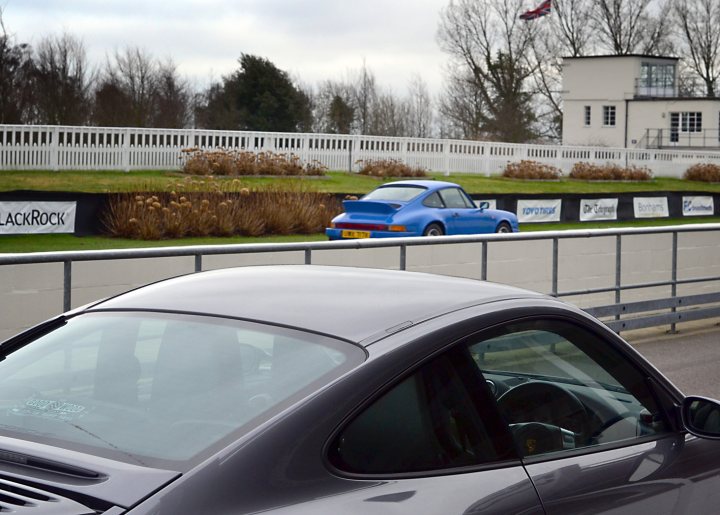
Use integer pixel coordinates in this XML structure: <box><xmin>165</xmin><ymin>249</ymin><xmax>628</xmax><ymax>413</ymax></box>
<box><xmin>2</xmin><ymin>0</ymin><xmax>449</xmax><ymax>95</ymax></box>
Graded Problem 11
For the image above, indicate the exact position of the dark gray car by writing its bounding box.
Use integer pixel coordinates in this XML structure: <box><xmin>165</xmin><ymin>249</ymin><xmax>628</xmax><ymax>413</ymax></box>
<box><xmin>0</xmin><ymin>265</ymin><xmax>718</xmax><ymax>514</ymax></box>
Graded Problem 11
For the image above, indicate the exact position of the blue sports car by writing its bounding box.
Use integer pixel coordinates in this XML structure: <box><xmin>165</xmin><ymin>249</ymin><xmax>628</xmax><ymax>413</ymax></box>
<box><xmin>326</xmin><ymin>180</ymin><xmax>519</xmax><ymax>240</ymax></box>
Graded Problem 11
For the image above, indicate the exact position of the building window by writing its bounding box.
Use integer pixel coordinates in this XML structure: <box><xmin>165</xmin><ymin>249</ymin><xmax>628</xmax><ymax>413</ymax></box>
<box><xmin>603</xmin><ymin>106</ymin><xmax>616</xmax><ymax>127</ymax></box>
<box><xmin>584</xmin><ymin>106</ymin><xmax>591</xmax><ymax>127</ymax></box>
<box><xmin>670</xmin><ymin>112</ymin><xmax>702</xmax><ymax>143</ymax></box>
<box><xmin>681</xmin><ymin>112</ymin><xmax>702</xmax><ymax>132</ymax></box>
<box><xmin>640</xmin><ymin>62</ymin><xmax>676</xmax><ymax>89</ymax></box>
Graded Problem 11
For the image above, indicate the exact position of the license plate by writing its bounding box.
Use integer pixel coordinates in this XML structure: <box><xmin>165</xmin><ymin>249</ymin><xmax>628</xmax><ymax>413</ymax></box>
<box><xmin>341</xmin><ymin>230</ymin><xmax>371</xmax><ymax>239</ymax></box>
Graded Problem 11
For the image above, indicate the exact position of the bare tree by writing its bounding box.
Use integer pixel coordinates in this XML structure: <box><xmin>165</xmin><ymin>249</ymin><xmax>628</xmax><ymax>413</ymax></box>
<box><xmin>438</xmin><ymin>66</ymin><xmax>488</xmax><ymax>140</ymax></box>
<box><xmin>551</xmin><ymin>0</ymin><xmax>596</xmax><ymax>57</ymax></box>
<box><xmin>369</xmin><ymin>91</ymin><xmax>408</xmax><ymax>136</ymax></box>
<box><xmin>93</xmin><ymin>47</ymin><xmax>158</xmax><ymax>127</ymax></box>
<box><xmin>32</xmin><ymin>33</ymin><xmax>94</xmax><ymax>125</ymax></box>
<box><xmin>527</xmin><ymin>0</ymin><xmax>595</xmax><ymax>140</ymax></box>
<box><xmin>592</xmin><ymin>0</ymin><xmax>671</xmax><ymax>55</ymax></box>
<box><xmin>437</xmin><ymin>0</ymin><xmax>538</xmax><ymax>142</ymax></box>
<box><xmin>673</xmin><ymin>0</ymin><xmax>720</xmax><ymax>97</ymax></box>
<box><xmin>0</xmin><ymin>8</ymin><xmax>34</xmax><ymax>123</ymax></box>
<box><xmin>350</xmin><ymin>62</ymin><xmax>378</xmax><ymax>135</ymax></box>
<box><xmin>311</xmin><ymin>79</ymin><xmax>355</xmax><ymax>133</ymax></box>
<box><xmin>152</xmin><ymin>59</ymin><xmax>191</xmax><ymax>127</ymax></box>
<box><xmin>405</xmin><ymin>75</ymin><xmax>433</xmax><ymax>138</ymax></box>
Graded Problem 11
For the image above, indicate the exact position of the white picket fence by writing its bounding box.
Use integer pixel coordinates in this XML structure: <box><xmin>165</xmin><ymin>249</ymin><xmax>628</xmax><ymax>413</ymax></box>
<box><xmin>2</xmin><ymin>124</ymin><xmax>720</xmax><ymax>177</ymax></box>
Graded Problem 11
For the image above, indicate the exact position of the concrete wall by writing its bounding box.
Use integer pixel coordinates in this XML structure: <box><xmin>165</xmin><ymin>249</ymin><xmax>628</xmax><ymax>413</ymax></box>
<box><xmin>2</xmin><ymin>230</ymin><xmax>719</xmax><ymax>342</ymax></box>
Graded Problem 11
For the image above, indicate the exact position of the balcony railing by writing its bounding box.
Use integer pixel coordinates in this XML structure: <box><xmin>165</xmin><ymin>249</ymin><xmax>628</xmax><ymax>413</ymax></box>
<box><xmin>634</xmin><ymin>79</ymin><xmax>678</xmax><ymax>98</ymax></box>
<box><xmin>639</xmin><ymin>128</ymin><xmax>720</xmax><ymax>149</ymax></box>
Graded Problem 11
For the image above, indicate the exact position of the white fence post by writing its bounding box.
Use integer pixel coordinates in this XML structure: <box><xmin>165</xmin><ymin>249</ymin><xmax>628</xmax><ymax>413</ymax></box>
<box><xmin>50</xmin><ymin>126</ymin><xmax>59</xmax><ymax>171</ymax></box>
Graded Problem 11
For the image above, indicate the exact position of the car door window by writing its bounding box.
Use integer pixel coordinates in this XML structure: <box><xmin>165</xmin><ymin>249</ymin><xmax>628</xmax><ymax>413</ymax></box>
<box><xmin>329</xmin><ymin>349</ymin><xmax>515</xmax><ymax>475</ymax></box>
<box><xmin>468</xmin><ymin>319</ymin><xmax>669</xmax><ymax>458</ymax></box>
<box><xmin>439</xmin><ymin>187</ymin><xmax>474</xmax><ymax>209</ymax></box>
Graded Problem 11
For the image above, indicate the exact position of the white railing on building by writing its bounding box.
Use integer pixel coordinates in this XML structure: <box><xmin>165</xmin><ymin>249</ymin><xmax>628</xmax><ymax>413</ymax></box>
<box><xmin>2</xmin><ymin>124</ymin><xmax>720</xmax><ymax>177</ymax></box>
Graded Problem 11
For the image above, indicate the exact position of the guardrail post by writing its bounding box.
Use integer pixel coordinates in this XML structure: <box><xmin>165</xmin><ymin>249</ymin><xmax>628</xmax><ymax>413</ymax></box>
<box><xmin>63</xmin><ymin>261</ymin><xmax>72</xmax><ymax>312</ymax></box>
<box><xmin>194</xmin><ymin>254</ymin><xmax>202</xmax><ymax>272</ymax></box>
<box><xmin>481</xmin><ymin>241</ymin><xmax>488</xmax><ymax>281</ymax></box>
<box><xmin>399</xmin><ymin>245</ymin><xmax>407</xmax><ymax>271</ymax></box>
<box><xmin>305</xmin><ymin>249</ymin><xmax>312</xmax><ymax>265</ymax></box>
<box><xmin>615</xmin><ymin>235</ymin><xmax>622</xmax><ymax>323</ymax></box>
<box><xmin>551</xmin><ymin>237</ymin><xmax>559</xmax><ymax>297</ymax></box>
<box><xmin>669</xmin><ymin>231</ymin><xmax>678</xmax><ymax>333</ymax></box>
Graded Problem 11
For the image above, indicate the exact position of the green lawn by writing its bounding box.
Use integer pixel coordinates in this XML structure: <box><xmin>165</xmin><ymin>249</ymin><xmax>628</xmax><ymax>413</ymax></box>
<box><xmin>2</xmin><ymin>169</ymin><xmax>720</xmax><ymax>194</ymax></box>
<box><xmin>3</xmin><ymin>218</ymin><xmax>719</xmax><ymax>253</ymax></box>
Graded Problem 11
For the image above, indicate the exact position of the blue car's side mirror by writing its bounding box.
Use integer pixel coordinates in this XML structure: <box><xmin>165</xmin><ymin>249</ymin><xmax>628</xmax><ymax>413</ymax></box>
<box><xmin>477</xmin><ymin>201</ymin><xmax>490</xmax><ymax>210</ymax></box>
<box><xmin>682</xmin><ymin>396</ymin><xmax>720</xmax><ymax>439</ymax></box>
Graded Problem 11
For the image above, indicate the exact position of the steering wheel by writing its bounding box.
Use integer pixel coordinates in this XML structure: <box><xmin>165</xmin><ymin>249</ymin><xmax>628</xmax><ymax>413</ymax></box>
<box><xmin>497</xmin><ymin>381</ymin><xmax>591</xmax><ymax>455</ymax></box>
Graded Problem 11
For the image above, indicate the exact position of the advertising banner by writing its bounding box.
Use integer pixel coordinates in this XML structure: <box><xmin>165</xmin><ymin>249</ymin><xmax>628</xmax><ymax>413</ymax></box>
<box><xmin>0</xmin><ymin>202</ymin><xmax>77</xmax><ymax>234</ymax></box>
<box><xmin>633</xmin><ymin>197</ymin><xmax>669</xmax><ymax>219</ymax></box>
<box><xmin>682</xmin><ymin>196</ymin><xmax>714</xmax><ymax>217</ymax></box>
<box><xmin>517</xmin><ymin>199</ymin><xmax>562</xmax><ymax>223</ymax></box>
<box><xmin>580</xmin><ymin>198</ymin><xmax>618</xmax><ymax>221</ymax></box>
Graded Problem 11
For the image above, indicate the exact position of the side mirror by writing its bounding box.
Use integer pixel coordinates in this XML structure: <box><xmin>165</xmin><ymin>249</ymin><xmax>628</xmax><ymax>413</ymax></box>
<box><xmin>477</xmin><ymin>201</ymin><xmax>490</xmax><ymax>210</ymax></box>
<box><xmin>681</xmin><ymin>396</ymin><xmax>720</xmax><ymax>439</ymax></box>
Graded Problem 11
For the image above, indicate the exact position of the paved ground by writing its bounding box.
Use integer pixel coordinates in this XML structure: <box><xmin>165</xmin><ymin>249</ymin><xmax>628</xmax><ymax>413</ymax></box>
<box><xmin>624</xmin><ymin>320</ymin><xmax>720</xmax><ymax>399</ymax></box>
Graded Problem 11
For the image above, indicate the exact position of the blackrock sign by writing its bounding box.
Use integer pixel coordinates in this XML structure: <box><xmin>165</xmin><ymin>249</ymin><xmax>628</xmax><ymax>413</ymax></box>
<box><xmin>683</xmin><ymin>196</ymin><xmax>714</xmax><ymax>217</ymax></box>
<box><xmin>580</xmin><ymin>198</ymin><xmax>618</xmax><ymax>221</ymax></box>
<box><xmin>0</xmin><ymin>202</ymin><xmax>77</xmax><ymax>234</ymax></box>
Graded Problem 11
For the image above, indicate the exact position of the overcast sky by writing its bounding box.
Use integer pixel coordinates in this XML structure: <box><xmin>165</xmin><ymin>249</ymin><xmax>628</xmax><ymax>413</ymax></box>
<box><xmin>2</xmin><ymin>0</ymin><xmax>451</xmax><ymax>96</ymax></box>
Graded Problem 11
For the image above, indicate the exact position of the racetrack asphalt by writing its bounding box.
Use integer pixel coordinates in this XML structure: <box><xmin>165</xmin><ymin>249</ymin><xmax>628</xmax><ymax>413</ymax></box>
<box><xmin>625</xmin><ymin>320</ymin><xmax>720</xmax><ymax>399</ymax></box>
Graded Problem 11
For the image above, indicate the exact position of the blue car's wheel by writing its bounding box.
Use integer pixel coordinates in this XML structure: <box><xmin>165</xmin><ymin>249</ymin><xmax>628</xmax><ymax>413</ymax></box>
<box><xmin>423</xmin><ymin>223</ymin><xmax>444</xmax><ymax>236</ymax></box>
<box><xmin>496</xmin><ymin>222</ymin><xmax>512</xmax><ymax>233</ymax></box>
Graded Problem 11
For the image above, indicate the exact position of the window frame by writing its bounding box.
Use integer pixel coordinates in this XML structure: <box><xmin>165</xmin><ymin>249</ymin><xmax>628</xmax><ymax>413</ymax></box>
<box><xmin>602</xmin><ymin>105</ymin><xmax>616</xmax><ymax>127</ymax></box>
<box><xmin>438</xmin><ymin>187</ymin><xmax>476</xmax><ymax>209</ymax></box>
<box><xmin>584</xmin><ymin>105</ymin><xmax>591</xmax><ymax>127</ymax></box>
<box><xmin>326</xmin><ymin>311</ymin><xmax>678</xmax><ymax>478</ymax></box>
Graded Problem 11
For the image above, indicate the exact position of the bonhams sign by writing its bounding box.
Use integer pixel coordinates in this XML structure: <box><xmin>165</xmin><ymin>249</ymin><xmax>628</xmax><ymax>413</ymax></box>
<box><xmin>633</xmin><ymin>197</ymin><xmax>669</xmax><ymax>219</ymax></box>
<box><xmin>580</xmin><ymin>199</ymin><xmax>618</xmax><ymax>221</ymax></box>
<box><xmin>0</xmin><ymin>202</ymin><xmax>77</xmax><ymax>234</ymax></box>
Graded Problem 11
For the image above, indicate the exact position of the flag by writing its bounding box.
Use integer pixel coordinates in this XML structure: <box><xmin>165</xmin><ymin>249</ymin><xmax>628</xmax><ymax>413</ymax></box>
<box><xmin>519</xmin><ymin>0</ymin><xmax>552</xmax><ymax>20</ymax></box>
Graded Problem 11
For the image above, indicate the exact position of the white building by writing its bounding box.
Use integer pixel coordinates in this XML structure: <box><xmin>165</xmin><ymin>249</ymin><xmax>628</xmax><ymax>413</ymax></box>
<box><xmin>562</xmin><ymin>55</ymin><xmax>720</xmax><ymax>149</ymax></box>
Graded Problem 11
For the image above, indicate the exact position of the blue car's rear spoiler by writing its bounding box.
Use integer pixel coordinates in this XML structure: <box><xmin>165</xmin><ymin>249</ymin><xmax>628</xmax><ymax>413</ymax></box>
<box><xmin>342</xmin><ymin>200</ymin><xmax>401</xmax><ymax>214</ymax></box>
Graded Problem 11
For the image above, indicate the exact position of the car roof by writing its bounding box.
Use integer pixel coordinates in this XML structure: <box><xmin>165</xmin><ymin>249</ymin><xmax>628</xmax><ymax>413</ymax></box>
<box><xmin>380</xmin><ymin>180</ymin><xmax>461</xmax><ymax>191</ymax></box>
<box><xmin>89</xmin><ymin>266</ymin><xmax>543</xmax><ymax>344</ymax></box>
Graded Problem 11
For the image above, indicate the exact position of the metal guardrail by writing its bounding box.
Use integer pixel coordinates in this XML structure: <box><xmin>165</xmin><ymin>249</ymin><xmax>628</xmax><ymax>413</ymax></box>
<box><xmin>2</xmin><ymin>224</ymin><xmax>720</xmax><ymax>332</ymax></box>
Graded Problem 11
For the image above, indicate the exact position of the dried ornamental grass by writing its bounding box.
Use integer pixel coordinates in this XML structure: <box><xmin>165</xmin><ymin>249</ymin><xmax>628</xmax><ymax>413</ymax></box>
<box><xmin>502</xmin><ymin>160</ymin><xmax>562</xmax><ymax>180</ymax></box>
<box><xmin>103</xmin><ymin>179</ymin><xmax>341</xmax><ymax>240</ymax></box>
<box><xmin>357</xmin><ymin>159</ymin><xmax>428</xmax><ymax>178</ymax></box>
<box><xmin>569</xmin><ymin>162</ymin><xmax>652</xmax><ymax>181</ymax></box>
<box><xmin>684</xmin><ymin>163</ymin><xmax>720</xmax><ymax>182</ymax></box>
<box><xmin>180</xmin><ymin>148</ymin><xmax>327</xmax><ymax>177</ymax></box>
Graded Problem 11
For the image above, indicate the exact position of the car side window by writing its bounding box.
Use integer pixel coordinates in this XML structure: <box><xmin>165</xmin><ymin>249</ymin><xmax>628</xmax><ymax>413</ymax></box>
<box><xmin>439</xmin><ymin>187</ymin><xmax>474</xmax><ymax>209</ymax></box>
<box><xmin>468</xmin><ymin>319</ymin><xmax>669</xmax><ymax>458</ymax></box>
<box><xmin>423</xmin><ymin>191</ymin><xmax>444</xmax><ymax>208</ymax></box>
<box><xmin>329</xmin><ymin>349</ymin><xmax>515</xmax><ymax>475</ymax></box>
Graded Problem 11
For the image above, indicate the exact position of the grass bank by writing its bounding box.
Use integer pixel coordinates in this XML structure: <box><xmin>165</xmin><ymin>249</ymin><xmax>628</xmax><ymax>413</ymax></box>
<box><xmin>2</xmin><ymin>170</ymin><xmax>720</xmax><ymax>195</ymax></box>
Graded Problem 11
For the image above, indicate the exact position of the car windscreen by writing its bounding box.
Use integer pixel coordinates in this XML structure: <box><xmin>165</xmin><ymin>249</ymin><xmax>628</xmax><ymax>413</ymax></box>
<box><xmin>362</xmin><ymin>185</ymin><xmax>426</xmax><ymax>202</ymax></box>
<box><xmin>0</xmin><ymin>312</ymin><xmax>364</xmax><ymax>470</ymax></box>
